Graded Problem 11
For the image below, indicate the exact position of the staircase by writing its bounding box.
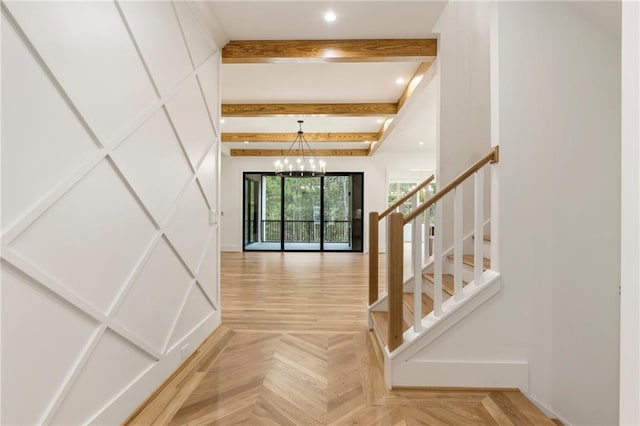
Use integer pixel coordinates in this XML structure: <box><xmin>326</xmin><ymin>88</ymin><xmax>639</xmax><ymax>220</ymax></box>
<box><xmin>369</xmin><ymin>231</ymin><xmax>495</xmax><ymax>351</ymax></box>
<box><xmin>368</xmin><ymin>147</ymin><xmax>505</xmax><ymax>388</ymax></box>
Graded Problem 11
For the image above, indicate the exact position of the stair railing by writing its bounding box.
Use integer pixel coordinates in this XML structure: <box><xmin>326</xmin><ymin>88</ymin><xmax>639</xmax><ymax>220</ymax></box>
<box><xmin>387</xmin><ymin>146</ymin><xmax>499</xmax><ymax>351</ymax></box>
<box><xmin>369</xmin><ymin>175</ymin><xmax>435</xmax><ymax>305</ymax></box>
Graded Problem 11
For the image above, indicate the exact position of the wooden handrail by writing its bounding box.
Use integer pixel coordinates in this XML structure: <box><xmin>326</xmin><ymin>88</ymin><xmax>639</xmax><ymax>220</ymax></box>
<box><xmin>379</xmin><ymin>174</ymin><xmax>435</xmax><ymax>220</ymax></box>
<box><xmin>403</xmin><ymin>146</ymin><xmax>499</xmax><ymax>225</ymax></box>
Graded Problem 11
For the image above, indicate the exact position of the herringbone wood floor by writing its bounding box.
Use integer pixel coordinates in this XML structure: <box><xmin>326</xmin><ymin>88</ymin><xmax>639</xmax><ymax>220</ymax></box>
<box><xmin>126</xmin><ymin>252</ymin><xmax>555</xmax><ymax>425</ymax></box>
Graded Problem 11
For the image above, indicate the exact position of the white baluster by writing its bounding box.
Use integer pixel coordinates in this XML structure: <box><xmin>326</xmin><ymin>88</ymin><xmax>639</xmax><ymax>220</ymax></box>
<box><xmin>423</xmin><ymin>186</ymin><xmax>431</xmax><ymax>263</ymax></box>
<box><xmin>411</xmin><ymin>192</ymin><xmax>419</xmax><ymax>272</ymax></box>
<box><xmin>413</xmin><ymin>207</ymin><xmax>423</xmax><ymax>332</ymax></box>
<box><xmin>433</xmin><ymin>200</ymin><xmax>443</xmax><ymax>316</ymax></box>
<box><xmin>474</xmin><ymin>168</ymin><xmax>484</xmax><ymax>284</ymax></box>
<box><xmin>423</xmin><ymin>209</ymin><xmax>430</xmax><ymax>263</ymax></box>
<box><xmin>454</xmin><ymin>185</ymin><xmax>463</xmax><ymax>300</ymax></box>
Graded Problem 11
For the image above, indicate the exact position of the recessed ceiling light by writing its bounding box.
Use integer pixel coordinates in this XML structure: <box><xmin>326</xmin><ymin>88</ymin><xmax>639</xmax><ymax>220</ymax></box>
<box><xmin>419</xmin><ymin>141</ymin><xmax>424</xmax><ymax>146</ymax></box>
<box><xmin>396</xmin><ymin>77</ymin><xmax>405</xmax><ymax>85</ymax></box>
<box><xmin>244</xmin><ymin>141</ymin><xmax>249</xmax><ymax>144</ymax></box>
<box><xmin>324</xmin><ymin>11</ymin><xmax>336</xmax><ymax>22</ymax></box>
<box><xmin>376</xmin><ymin>118</ymin><xmax>384</xmax><ymax>124</ymax></box>
<box><xmin>220</xmin><ymin>119</ymin><xmax>225</xmax><ymax>124</ymax></box>
<box><xmin>363</xmin><ymin>140</ymin><xmax>370</xmax><ymax>144</ymax></box>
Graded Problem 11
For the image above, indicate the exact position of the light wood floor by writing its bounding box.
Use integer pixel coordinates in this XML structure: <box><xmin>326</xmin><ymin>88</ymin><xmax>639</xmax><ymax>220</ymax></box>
<box><xmin>126</xmin><ymin>252</ymin><xmax>555</xmax><ymax>425</ymax></box>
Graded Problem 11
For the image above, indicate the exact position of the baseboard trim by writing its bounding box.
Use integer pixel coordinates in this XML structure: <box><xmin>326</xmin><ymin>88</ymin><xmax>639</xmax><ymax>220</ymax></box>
<box><xmin>392</xmin><ymin>360</ymin><xmax>529</xmax><ymax>390</ymax></box>
<box><xmin>391</xmin><ymin>385</ymin><xmax>520</xmax><ymax>392</ymax></box>
<box><xmin>526</xmin><ymin>394</ymin><xmax>571</xmax><ymax>426</ymax></box>
<box><xmin>92</xmin><ymin>313</ymin><xmax>221</xmax><ymax>425</ymax></box>
<box><xmin>121</xmin><ymin>324</ymin><xmax>229</xmax><ymax>425</ymax></box>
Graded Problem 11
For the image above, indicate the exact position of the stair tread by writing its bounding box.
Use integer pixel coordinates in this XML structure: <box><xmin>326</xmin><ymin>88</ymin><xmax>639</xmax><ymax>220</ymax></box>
<box><xmin>403</xmin><ymin>292</ymin><xmax>434</xmax><ymax>316</ymax></box>
<box><xmin>371</xmin><ymin>311</ymin><xmax>411</xmax><ymax>347</ymax></box>
<box><xmin>472</xmin><ymin>234</ymin><xmax>492</xmax><ymax>242</ymax></box>
<box><xmin>446</xmin><ymin>254</ymin><xmax>490</xmax><ymax>270</ymax></box>
<box><xmin>423</xmin><ymin>273</ymin><xmax>468</xmax><ymax>296</ymax></box>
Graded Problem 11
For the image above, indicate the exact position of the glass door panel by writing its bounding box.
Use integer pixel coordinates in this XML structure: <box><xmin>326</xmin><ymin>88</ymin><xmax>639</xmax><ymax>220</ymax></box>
<box><xmin>323</xmin><ymin>175</ymin><xmax>351</xmax><ymax>250</ymax></box>
<box><xmin>284</xmin><ymin>177</ymin><xmax>321</xmax><ymax>251</ymax></box>
<box><xmin>349</xmin><ymin>173</ymin><xmax>364</xmax><ymax>251</ymax></box>
<box><xmin>243</xmin><ymin>174</ymin><xmax>261</xmax><ymax>249</ymax></box>
<box><xmin>261</xmin><ymin>175</ymin><xmax>282</xmax><ymax>250</ymax></box>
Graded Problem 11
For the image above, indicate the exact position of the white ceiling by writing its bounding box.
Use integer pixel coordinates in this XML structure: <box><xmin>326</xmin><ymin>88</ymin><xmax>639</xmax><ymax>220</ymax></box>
<box><xmin>222</xmin><ymin>62</ymin><xmax>421</xmax><ymax>103</ymax></box>
<box><xmin>202</xmin><ymin>1</ymin><xmax>447</xmax><ymax>156</ymax></box>
<box><xmin>222</xmin><ymin>116</ymin><xmax>385</xmax><ymax>133</ymax></box>
<box><xmin>204</xmin><ymin>1</ymin><xmax>447</xmax><ymax>40</ymax></box>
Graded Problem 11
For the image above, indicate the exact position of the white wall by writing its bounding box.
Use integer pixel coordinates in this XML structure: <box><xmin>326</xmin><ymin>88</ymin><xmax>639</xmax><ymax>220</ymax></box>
<box><xmin>497</xmin><ymin>2</ymin><xmax>621</xmax><ymax>424</ymax></box>
<box><xmin>410</xmin><ymin>2</ymin><xmax>622</xmax><ymax>424</ymax></box>
<box><xmin>620</xmin><ymin>2</ymin><xmax>640</xmax><ymax>424</ymax></box>
<box><xmin>220</xmin><ymin>152</ymin><xmax>435</xmax><ymax>252</ymax></box>
<box><xmin>433</xmin><ymin>2</ymin><xmax>492</xmax><ymax>249</ymax></box>
<box><xmin>1</xmin><ymin>2</ymin><xmax>221</xmax><ymax>424</ymax></box>
<box><xmin>407</xmin><ymin>0</ymin><xmax>531</xmax><ymax>391</ymax></box>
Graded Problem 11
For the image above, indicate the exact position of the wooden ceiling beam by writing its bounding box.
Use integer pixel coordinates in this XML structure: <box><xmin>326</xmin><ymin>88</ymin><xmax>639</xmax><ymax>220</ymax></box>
<box><xmin>397</xmin><ymin>61</ymin><xmax>434</xmax><ymax>112</ymax></box>
<box><xmin>222</xmin><ymin>103</ymin><xmax>397</xmax><ymax>117</ymax></box>
<box><xmin>369</xmin><ymin>59</ymin><xmax>438</xmax><ymax>155</ymax></box>
<box><xmin>230</xmin><ymin>149</ymin><xmax>369</xmax><ymax>157</ymax></box>
<box><xmin>222</xmin><ymin>132</ymin><xmax>379</xmax><ymax>143</ymax></box>
<box><xmin>222</xmin><ymin>39</ymin><xmax>437</xmax><ymax>64</ymax></box>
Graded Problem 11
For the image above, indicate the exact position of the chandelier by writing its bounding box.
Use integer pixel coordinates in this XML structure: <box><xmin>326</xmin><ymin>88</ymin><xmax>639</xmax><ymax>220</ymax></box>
<box><xmin>275</xmin><ymin>120</ymin><xmax>326</xmax><ymax>177</ymax></box>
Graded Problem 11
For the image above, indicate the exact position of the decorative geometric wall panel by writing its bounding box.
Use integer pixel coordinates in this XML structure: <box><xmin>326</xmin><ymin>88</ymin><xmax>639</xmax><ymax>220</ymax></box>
<box><xmin>50</xmin><ymin>330</ymin><xmax>156</xmax><ymax>425</ymax></box>
<box><xmin>113</xmin><ymin>109</ymin><xmax>193</xmax><ymax>224</ymax></box>
<box><xmin>197</xmin><ymin>53</ymin><xmax>221</xmax><ymax>131</ymax></box>
<box><xmin>118</xmin><ymin>1</ymin><xmax>193</xmax><ymax>96</ymax></box>
<box><xmin>167</xmin><ymin>284</ymin><xmax>215</xmax><ymax>349</ymax></box>
<box><xmin>197</xmin><ymin>231</ymin><xmax>219</xmax><ymax>305</ymax></box>
<box><xmin>9</xmin><ymin>161</ymin><xmax>157</xmax><ymax>314</ymax></box>
<box><xmin>165</xmin><ymin>76</ymin><xmax>215</xmax><ymax>169</ymax></box>
<box><xmin>1</xmin><ymin>264</ymin><xmax>99</xmax><ymax>426</ymax></box>
<box><xmin>113</xmin><ymin>238</ymin><xmax>193</xmax><ymax>353</ymax></box>
<box><xmin>173</xmin><ymin>1</ymin><xmax>216</xmax><ymax>68</ymax></box>
<box><xmin>4</xmin><ymin>1</ymin><xmax>158</xmax><ymax>145</ymax></box>
<box><xmin>0</xmin><ymin>14</ymin><xmax>99</xmax><ymax>233</ymax></box>
<box><xmin>164</xmin><ymin>180</ymin><xmax>211</xmax><ymax>273</ymax></box>
<box><xmin>1</xmin><ymin>2</ymin><xmax>220</xmax><ymax>423</ymax></box>
<box><xmin>197</xmin><ymin>145</ymin><xmax>217</xmax><ymax>208</ymax></box>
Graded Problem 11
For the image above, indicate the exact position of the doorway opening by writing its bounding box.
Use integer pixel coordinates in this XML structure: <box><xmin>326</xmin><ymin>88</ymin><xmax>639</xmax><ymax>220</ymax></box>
<box><xmin>243</xmin><ymin>172</ymin><xmax>363</xmax><ymax>252</ymax></box>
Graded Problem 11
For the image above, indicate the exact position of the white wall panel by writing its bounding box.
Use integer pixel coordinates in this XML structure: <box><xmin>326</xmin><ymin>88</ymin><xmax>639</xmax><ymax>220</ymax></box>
<box><xmin>1</xmin><ymin>14</ymin><xmax>98</xmax><ymax>232</ymax></box>
<box><xmin>1</xmin><ymin>1</ymin><xmax>220</xmax><ymax>422</ymax></box>
<box><xmin>197</xmin><ymin>144</ymin><xmax>217</xmax><ymax>208</ymax></box>
<box><xmin>113</xmin><ymin>108</ymin><xmax>193</xmax><ymax>223</ymax></box>
<box><xmin>174</xmin><ymin>1</ymin><xmax>216</xmax><ymax>67</ymax></box>
<box><xmin>119</xmin><ymin>1</ymin><xmax>193</xmax><ymax>96</ymax></box>
<box><xmin>1</xmin><ymin>265</ymin><xmax>99</xmax><ymax>426</ymax></box>
<box><xmin>9</xmin><ymin>160</ymin><xmax>157</xmax><ymax>314</ymax></box>
<box><xmin>51</xmin><ymin>330</ymin><xmax>155</xmax><ymax>425</ymax></box>
<box><xmin>197</xmin><ymin>231</ymin><xmax>219</xmax><ymax>304</ymax></box>
<box><xmin>165</xmin><ymin>181</ymin><xmax>211</xmax><ymax>273</ymax></box>
<box><xmin>165</xmin><ymin>76</ymin><xmax>215</xmax><ymax>168</ymax></box>
<box><xmin>167</xmin><ymin>285</ymin><xmax>215</xmax><ymax>349</ymax></box>
<box><xmin>113</xmin><ymin>238</ymin><xmax>193</xmax><ymax>353</ymax></box>
<box><xmin>197</xmin><ymin>53</ymin><xmax>221</xmax><ymax>132</ymax></box>
<box><xmin>4</xmin><ymin>1</ymin><xmax>158</xmax><ymax>145</ymax></box>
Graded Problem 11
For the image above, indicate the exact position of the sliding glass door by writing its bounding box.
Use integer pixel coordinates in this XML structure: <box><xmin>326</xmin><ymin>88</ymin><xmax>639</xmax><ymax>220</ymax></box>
<box><xmin>242</xmin><ymin>172</ymin><xmax>363</xmax><ymax>252</ymax></box>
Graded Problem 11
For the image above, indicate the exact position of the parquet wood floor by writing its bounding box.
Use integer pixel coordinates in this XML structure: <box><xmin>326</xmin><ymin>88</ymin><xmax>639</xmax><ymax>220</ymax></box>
<box><xmin>126</xmin><ymin>252</ymin><xmax>555</xmax><ymax>426</ymax></box>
